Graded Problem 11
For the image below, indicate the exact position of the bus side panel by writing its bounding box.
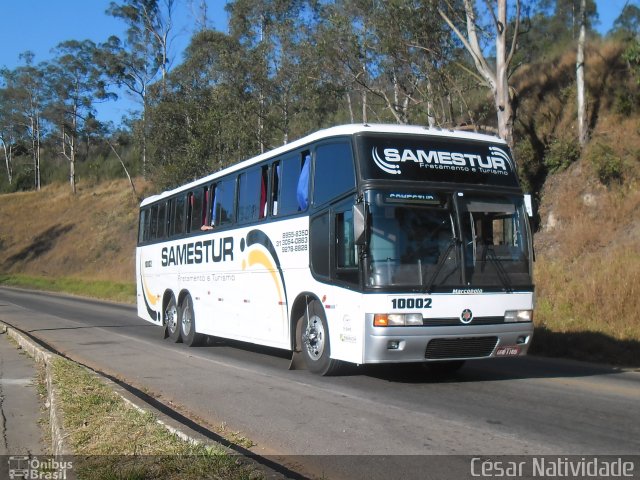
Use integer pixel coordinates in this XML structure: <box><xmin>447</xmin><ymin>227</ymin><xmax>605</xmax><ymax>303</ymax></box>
<box><xmin>136</xmin><ymin>245</ymin><xmax>164</xmax><ymax>325</ymax></box>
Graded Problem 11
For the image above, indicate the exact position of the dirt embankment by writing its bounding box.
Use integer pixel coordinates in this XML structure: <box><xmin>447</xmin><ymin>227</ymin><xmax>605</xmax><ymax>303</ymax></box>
<box><xmin>0</xmin><ymin>179</ymin><xmax>146</xmax><ymax>283</ymax></box>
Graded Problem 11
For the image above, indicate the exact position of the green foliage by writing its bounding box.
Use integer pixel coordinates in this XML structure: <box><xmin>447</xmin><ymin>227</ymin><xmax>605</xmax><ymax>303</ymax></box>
<box><xmin>623</xmin><ymin>39</ymin><xmax>640</xmax><ymax>86</ymax></box>
<box><xmin>544</xmin><ymin>137</ymin><xmax>581</xmax><ymax>173</ymax></box>
<box><xmin>589</xmin><ymin>143</ymin><xmax>624</xmax><ymax>186</ymax></box>
<box><xmin>614</xmin><ymin>89</ymin><xmax>639</xmax><ymax>116</ymax></box>
<box><xmin>514</xmin><ymin>139</ymin><xmax>540</xmax><ymax>192</ymax></box>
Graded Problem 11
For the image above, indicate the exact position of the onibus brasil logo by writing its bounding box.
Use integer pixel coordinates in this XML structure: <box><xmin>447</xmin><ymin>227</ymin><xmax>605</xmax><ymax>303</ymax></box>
<box><xmin>372</xmin><ymin>146</ymin><xmax>512</xmax><ymax>176</ymax></box>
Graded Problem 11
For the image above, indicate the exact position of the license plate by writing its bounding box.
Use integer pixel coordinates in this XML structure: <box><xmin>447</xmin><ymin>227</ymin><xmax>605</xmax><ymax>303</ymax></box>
<box><xmin>495</xmin><ymin>346</ymin><xmax>520</xmax><ymax>356</ymax></box>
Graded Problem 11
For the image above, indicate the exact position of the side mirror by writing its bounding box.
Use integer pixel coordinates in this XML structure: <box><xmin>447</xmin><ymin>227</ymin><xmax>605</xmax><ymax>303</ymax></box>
<box><xmin>524</xmin><ymin>194</ymin><xmax>534</xmax><ymax>218</ymax></box>
<box><xmin>353</xmin><ymin>203</ymin><xmax>367</xmax><ymax>245</ymax></box>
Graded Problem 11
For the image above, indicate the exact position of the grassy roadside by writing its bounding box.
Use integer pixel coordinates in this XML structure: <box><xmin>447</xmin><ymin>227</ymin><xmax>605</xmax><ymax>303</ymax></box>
<box><xmin>0</xmin><ymin>274</ymin><xmax>136</xmax><ymax>304</ymax></box>
<box><xmin>46</xmin><ymin>356</ymin><xmax>261</xmax><ymax>479</ymax></box>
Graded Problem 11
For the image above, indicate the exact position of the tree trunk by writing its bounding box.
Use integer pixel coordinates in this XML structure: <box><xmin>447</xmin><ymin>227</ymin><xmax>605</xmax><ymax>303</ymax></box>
<box><xmin>1</xmin><ymin>138</ymin><xmax>13</xmax><ymax>185</ymax></box>
<box><xmin>107</xmin><ymin>139</ymin><xmax>139</xmax><ymax>199</ymax></box>
<box><xmin>577</xmin><ymin>0</ymin><xmax>588</xmax><ymax>147</ymax></box>
<box><xmin>346</xmin><ymin>92</ymin><xmax>355</xmax><ymax>123</ymax></box>
<box><xmin>439</xmin><ymin>0</ymin><xmax>520</xmax><ymax>149</ymax></box>
<box><xmin>35</xmin><ymin>114</ymin><xmax>41</xmax><ymax>191</ymax></box>
<box><xmin>142</xmin><ymin>95</ymin><xmax>148</xmax><ymax>179</ymax></box>
<box><xmin>426</xmin><ymin>76</ymin><xmax>436</xmax><ymax>128</ymax></box>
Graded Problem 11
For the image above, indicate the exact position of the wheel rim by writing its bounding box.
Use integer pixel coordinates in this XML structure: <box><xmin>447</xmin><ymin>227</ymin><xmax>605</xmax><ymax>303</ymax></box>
<box><xmin>182</xmin><ymin>297</ymin><xmax>192</xmax><ymax>336</ymax></box>
<box><xmin>303</xmin><ymin>314</ymin><xmax>325</xmax><ymax>361</ymax></box>
<box><xmin>166</xmin><ymin>302</ymin><xmax>177</xmax><ymax>334</ymax></box>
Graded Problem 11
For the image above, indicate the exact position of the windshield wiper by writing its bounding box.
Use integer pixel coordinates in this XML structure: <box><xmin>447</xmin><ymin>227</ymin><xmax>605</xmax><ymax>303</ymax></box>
<box><xmin>424</xmin><ymin>238</ymin><xmax>458</xmax><ymax>294</ymax></box>
<box><xmin>483</xmin><ymin>245</ymin><xmax>514</xmax><ymax>293</ymax></box>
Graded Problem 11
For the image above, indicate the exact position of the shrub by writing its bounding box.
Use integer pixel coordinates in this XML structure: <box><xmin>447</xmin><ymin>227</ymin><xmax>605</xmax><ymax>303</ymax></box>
<box><xmin>544</xmin><ymin>137</ymin><xmax>580</xmax><ymax>173</ymax></box>
<box><xmin>614</xmin><ymin>89</ymin><xmax>637</xmax><ymax>116</ymax></box>
<box><xmin>589</xmin><ymin>143</ymin><xmax>624</xmax><ymax>186</ymax></box>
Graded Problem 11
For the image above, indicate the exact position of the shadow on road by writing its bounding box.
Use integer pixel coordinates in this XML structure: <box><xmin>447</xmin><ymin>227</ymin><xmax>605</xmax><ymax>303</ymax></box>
<box><xmin>529</xmin><ymin>326</ymin><xmax>640</xmax><ymax>368</ymax></box>
<box><xmin>172</xmin><ymin>334</ymin><xmax>634</xmax><ymax>385</ymax></box>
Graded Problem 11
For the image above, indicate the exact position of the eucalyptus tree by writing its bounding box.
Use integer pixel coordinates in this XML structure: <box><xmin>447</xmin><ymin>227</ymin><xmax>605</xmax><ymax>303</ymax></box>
<box><xmin>313</xmin><ymin>0</ymin><xmax>383</xmax><ymax>123</ymax></box>
<box><xmin>0</xmin><ymin>72</ymin><xmax>19</xmax><ymax>186</ymax></box>
<box><xmin>47</xmin><ymin>40</ymin><xmax>112</xmax><ymax>194</ymax></box>
<box><xmin>611</xmin><ymin>3</ymin><xmax>640</xmax><ymax>39</ymax></box>
<box><xmin>146</xmin><ymin>29</ymin><xmax>250</xmax><ymax>187</ymax></box>
<box><xmin>576</xmin><ymin>0</ymin><xmax>587</xmax><ymax>147</ymax></box>
<box><xmin>0</xmin><ymin>53</ymin><xmax>47</xmax><ymax>190</ymax></box>
<box><xmin>438</xmin><ymin>0</ymin><xmax>524</xmax><ymax>148</ymax></box>
<box><xmin>370</xmin><ymin>0</ymin><xmax>459</xmax><ymax>126</ymax></box>
<box><xmin>227</xmin><ymin>0</ymin><xmax>318</xmax><ymax>150</ymax></box>
<box><xmin>102</xmin><ymin>0</ymin><xmax>177</xmax><ymax>177</ymax></box>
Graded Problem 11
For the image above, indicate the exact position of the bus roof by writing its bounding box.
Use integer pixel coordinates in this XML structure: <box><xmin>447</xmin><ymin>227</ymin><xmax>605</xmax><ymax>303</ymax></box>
<box><xmin>140</xmin><ymin>123</ymin><xmax>505</xmax><ymax>207</ymax></box>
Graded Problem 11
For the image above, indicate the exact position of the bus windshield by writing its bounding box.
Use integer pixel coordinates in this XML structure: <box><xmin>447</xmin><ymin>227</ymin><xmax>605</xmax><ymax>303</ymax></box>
<box><xmin>364</xmin><ymin>190</ymin><xmax>532</xmax><ymax>291</ymax></box>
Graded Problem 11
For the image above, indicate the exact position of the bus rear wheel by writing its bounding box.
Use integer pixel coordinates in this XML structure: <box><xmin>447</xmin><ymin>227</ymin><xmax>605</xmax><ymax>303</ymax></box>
<box><xmin>165</xmin><ymin>294</ymin><xmax>181</xmax><ymax>343</ymax></box>
<box><xmin>180</xmin><ymin>294</ymin><xmax>204</xmax><ymax>347</ymax></box>
<box><xmin>300</xmin><ymin>300</ymin><xmax>342</xmax><ymax>376</ymax></box>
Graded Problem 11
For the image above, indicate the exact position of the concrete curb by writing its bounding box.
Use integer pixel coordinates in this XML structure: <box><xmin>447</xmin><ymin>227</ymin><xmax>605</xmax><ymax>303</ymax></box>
<box><xmin>1</xmin><ymin>323</ymin><xmax>69</xmax><ymax>457</ymax></box>
<box><xmin>0</xmin><ymin>322</ymin><xmax>214</xmax><ymax>456</ymax></box>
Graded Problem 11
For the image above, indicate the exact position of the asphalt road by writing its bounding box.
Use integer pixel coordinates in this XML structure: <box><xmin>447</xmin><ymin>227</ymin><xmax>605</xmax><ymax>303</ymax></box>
<box><xmin>0</xmin><ymin>287</ymin><xmax>638</xmax><ymax>479</ymax></box>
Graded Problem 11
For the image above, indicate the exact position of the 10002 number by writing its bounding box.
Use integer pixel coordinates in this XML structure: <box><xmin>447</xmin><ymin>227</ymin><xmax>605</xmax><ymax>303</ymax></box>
<box><xmin>391</xmin><ymin>298</ymin><xmax>432</xmax><ymax>309</ymax></box>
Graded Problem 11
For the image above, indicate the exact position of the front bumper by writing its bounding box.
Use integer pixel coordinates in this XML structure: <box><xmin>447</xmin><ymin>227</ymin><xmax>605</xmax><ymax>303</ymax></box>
<box><xmin>363</xmin><ymin>319</ymin><xmax>534</xmax><ymax>364</ymax></box>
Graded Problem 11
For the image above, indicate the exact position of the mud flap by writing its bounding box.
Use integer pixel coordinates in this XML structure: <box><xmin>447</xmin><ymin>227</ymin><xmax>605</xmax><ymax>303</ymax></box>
<box><xmin>288</xmin><ymin>350</ymin><xmax>306</xmax><ymax>370</ymax></box>
<box><xmin>288</xmin><ymin>315</ymin><xmax>306</xmax><ymax>370</ymax></box>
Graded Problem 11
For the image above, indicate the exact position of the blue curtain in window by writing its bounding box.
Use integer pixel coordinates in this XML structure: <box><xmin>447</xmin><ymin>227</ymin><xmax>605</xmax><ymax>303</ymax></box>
<box><xmin>297</xmin><ymin>155</ymin><xmax>310</xmax><ymax>210</ymax></box>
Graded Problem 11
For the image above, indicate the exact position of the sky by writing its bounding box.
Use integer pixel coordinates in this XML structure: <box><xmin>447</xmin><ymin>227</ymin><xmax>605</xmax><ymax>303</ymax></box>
<box><xmin>0</xmin><ymin>0</ymin><xmax>634</xmax><ymax>125</ymax></box>
<box><xmin>0</xmin><ymin>0</ymin><xmax>229</xmax><ymax>124</ymax></box>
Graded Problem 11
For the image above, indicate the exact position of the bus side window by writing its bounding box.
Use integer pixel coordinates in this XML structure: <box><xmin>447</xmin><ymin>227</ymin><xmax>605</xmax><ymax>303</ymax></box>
<box><xmin>138</xmin><ymin>209</ymin><xmax>149</xmax><ymax>243</ymax></box>
<box><xmin>150</xmin><ymin>204</ymin><xmax>159</xmax><ymax>240</ymax></box>
<box><xmin>238</xmin><ymin>168</ymin><xmax>262</xmax><ymax>224</ymax></box>
<box><xmin>215</xmin><ymin>177</ymin><xmax>235</xmax><ymax>226</ymax></box>
<box><xmin>277</xmin><ymin>153</ymin><xmax>309</xmax><ymax>216</ymax></box>
<box><xmin>157</xmin><ymin>201</ymin><xmax>167</xmax><ymax>239</ymax></box>
<box><xmin>189</xmin><ymin>189</ymin><xmax>205</xmax><ymax>232</ymax></box>
<box><xmin>336</xmin><ymin>208</ymin><xmax>357</xmax><ymax>269</ymax></box>
<box><xmin>297</xmin><ymin>153</ymin><xmax>310</xmax><ymax>210</ymax></box>
<box><xmin>165</xmin><ymin>199</ymin><xmax>173</xmax><ymax>236</ymax></box>
<box><xmin>313</xmin><ymin>142</ymin><xmax>355</xmax><ymax>207</ymax></box>
<box><xmin>260</xmin><ymin>165</ymin><xmax>268</xmax><ymax>218</ymax></box>
<box><xmin>204</xmin><ymin>183</ymin><xmax>216</xmax><ymax>229</ymax></box>
<box><xmin>271</xmin><ymin>161</ymin><xmax>280</xmax><ymax>215</ymax></box>
<box><xmin>172</xmin><ymin>194</ymin><xmax>186</xmax><ymax>236</ymax></box>
<box><xmin>335</xmin><ymin>202</ymin><xmax>359</xmax><ymax>286</ymax></box>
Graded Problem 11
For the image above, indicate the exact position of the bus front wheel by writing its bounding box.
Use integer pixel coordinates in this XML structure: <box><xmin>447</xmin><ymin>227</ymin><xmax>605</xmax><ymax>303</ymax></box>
<box><xmin>299</xmin><ymin>300</ymin><xmax>342</xmax><ymax>376</ymax></box>
<box><xmin>180</xmin><ymin>294</ymin><xmax>204</xmax><ymax>347</ymax></box>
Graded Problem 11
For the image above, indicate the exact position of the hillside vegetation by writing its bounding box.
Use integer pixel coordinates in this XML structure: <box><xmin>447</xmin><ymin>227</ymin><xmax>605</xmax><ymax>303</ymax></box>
<box><xmin>512</xmin><ymin>40</ymin><xmax>640</xmax><ymax>366</ymax></box>
<box><xmin>1</xmin><ymin>39</ymin><xmax>639</xmax><ymax>367</ymax></box>
<box><xmin>0</xmin><ymin>179</ymin><xmax>146</xmax><ymax>301</ymax></box>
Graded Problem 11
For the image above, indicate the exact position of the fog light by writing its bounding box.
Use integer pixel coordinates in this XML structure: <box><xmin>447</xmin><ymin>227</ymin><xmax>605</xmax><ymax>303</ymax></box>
<box><xmin>504</xmin><ymin>310</ymin><xmax>533</xmax><ymax>323</ymax></box>
<box><xmin>387</xmin><ymin>340</ymin><xmax>400</xmax><ymax>350</ymax></box>
<box><xmin>517</xmin><ymin>336</ymin><xmax>528</xmax><ymax>344</ymax></box>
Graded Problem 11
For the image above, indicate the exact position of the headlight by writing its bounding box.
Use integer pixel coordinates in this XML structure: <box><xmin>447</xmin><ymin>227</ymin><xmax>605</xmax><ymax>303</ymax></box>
<box><xmin>504</xmin><ymin>310</ymin><xmax>533</xmax><ymax>323</ymax></box>
<box><xmin>374</xmin><ymin>313</ymin><xmax>424</xmax><ymax>327</ymax></box>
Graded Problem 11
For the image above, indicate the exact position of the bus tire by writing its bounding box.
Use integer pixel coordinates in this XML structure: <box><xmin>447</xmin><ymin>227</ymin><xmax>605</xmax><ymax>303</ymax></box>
<box><xmin>300</xmin><ymin>300</ymin><xmax>342</xmax><ymax>376</ymax></box>
<box><xmin>165</xmin><ymin>294</ymin><xmax>181</xmax><ymax>343</ymax></box>
<box><xmin>180</xmin><ymin>293</ymin><xmax>204</xmax><ymax>347</ymax></box>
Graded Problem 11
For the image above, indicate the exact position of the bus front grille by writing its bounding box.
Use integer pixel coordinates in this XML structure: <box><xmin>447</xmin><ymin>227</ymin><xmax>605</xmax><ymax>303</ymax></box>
<box><xmin>425</xmin><ymin>336</ymin><xmax>499</xmax><ymax>359</ymax></box>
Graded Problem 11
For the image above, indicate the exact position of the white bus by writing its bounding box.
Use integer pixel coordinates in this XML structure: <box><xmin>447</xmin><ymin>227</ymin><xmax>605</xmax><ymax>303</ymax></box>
<box><xmin>136</xmin><ymin>124</ymin><xmax>534</xmax><ymax>375</ymax></box>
